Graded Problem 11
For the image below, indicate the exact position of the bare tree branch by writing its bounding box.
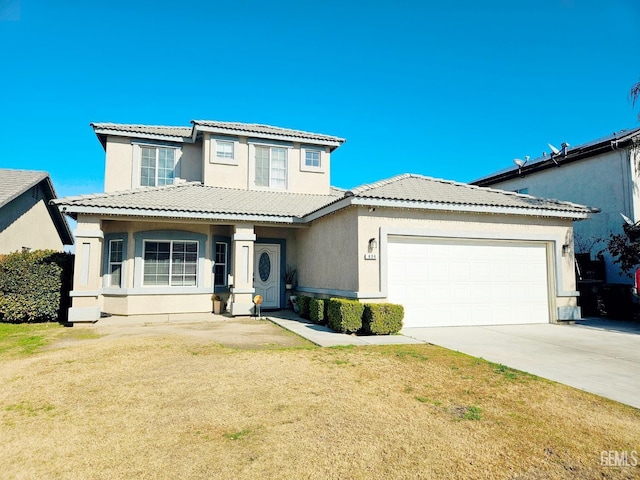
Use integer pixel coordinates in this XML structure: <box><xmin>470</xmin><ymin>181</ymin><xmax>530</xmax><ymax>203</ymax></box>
<box><xmin>631</xmin><ymin>81</ymin><xmax>640</xmax><ymax>108</ymax></box>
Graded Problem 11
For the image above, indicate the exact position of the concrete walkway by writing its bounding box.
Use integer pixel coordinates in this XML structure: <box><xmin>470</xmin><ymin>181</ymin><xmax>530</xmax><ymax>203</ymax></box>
<box><xmin>266</xmin><ymin>310</ymin><xmax>422</xmax><ymax>347</ymax></box>
<box><xmin>402</xmin><ymin>320</ymin><xmax>640</xmax><ymax>409</ymax></box>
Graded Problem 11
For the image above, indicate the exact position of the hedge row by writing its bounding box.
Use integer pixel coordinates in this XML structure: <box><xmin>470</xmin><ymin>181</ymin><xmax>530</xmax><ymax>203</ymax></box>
<box><xmin>296</xmin><ymin>294</ymin><xmax>403</xmax><ymax>335</ymax></box>
<box><xmin>0</xmin><ymin>250</ymin><xmax>73</xmax><ymax>323</ymax></box>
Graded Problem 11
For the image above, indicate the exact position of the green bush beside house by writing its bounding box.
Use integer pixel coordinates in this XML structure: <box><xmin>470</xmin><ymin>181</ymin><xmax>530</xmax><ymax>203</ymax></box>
<box><xmin>327</xmin><ymin>298</ymin><xmax>365</xmax><ymax>334</ymax></box>
<box><xmin>362</xmin><ymin>303</ymin><xmax>404</xmax><ymax>335</ymax></box>
<box><xmin>0</xmin><ymin>250</ymin><xmax>73</xmax><ymax>323</ymax></box>
<box><xmin>309</xmin><ymin>297</ymin><xmax>325</xmax><ymax>324</ymax></box>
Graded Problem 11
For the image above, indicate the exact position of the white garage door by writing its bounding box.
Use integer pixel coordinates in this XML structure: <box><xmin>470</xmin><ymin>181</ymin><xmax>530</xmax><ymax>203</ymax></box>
<box><xmin>387</xmin><ymin>236</ymin><xmax>550</xmax><ymax>327</ymax></box>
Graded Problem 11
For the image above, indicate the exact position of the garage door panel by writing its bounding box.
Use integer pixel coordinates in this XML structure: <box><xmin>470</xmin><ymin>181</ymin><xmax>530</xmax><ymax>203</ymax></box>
<box><xmin>388</xmin><ymin>237</ymin><xmax>550</xmax><ymax>327</ymax></box>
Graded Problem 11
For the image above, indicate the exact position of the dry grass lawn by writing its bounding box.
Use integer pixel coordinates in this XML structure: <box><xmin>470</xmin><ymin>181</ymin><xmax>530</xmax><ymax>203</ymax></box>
<box><xmin>0</xmin><ymin>320</ymin><xmax>638</xmax><ymax>479</ymax></box>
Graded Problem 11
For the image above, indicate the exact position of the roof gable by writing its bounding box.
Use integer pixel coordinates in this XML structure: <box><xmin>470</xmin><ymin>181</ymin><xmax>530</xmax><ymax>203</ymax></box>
<box><xmin>0</xmin><ymin>169</ymin><xmax>48</xmax><ymax>207</ymax></box>
<box><xmin>0</xmin><ymin>169</ymin><xmax>74</xmax><ymax>245</ymax></box>
<box><xmin>344</xmin><ymin>174</ymin><xmax>597</xmax><ymax>215</ymax></box>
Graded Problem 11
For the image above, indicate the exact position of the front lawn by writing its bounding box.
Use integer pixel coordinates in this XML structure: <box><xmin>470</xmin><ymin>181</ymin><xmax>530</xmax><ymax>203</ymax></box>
<box><xmin>0</xmin><ymin>322</ymin><xmax>638</xmax><ymax>479</ymax></box>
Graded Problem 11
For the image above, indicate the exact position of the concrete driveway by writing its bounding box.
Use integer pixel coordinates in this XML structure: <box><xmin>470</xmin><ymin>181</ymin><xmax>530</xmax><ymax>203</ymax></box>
<box><xmin>402</xmin><ymin>320</ymin><xmax>640</xmax><ymax>409</ymax></box>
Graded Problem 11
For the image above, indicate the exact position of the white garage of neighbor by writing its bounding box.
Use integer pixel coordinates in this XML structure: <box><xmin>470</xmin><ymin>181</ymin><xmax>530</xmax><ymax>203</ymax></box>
<box><xmin>387</xmin><ymin>236</ymin><xmax>550</xmax><ymax>327</ymax></box>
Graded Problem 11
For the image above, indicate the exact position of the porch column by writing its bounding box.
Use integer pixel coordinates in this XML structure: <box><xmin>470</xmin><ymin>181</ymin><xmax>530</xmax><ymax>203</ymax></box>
<box><xmin>68</xmin><ymin>214</ymin><xmax>103</xmax><ymax>323</ymax></box>
<box><xmin>230</xmin><ymin>224</ymin><xmax>256</xmax><ymax>316</ymax></box>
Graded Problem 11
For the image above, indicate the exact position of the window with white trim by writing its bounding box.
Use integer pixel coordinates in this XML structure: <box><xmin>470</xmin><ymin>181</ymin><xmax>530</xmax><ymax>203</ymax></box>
<box><xmin>140</xmin><ymin>146</ymin><xmax>176</xmax><ymax>186</ymax></box>
<box><xmin>305</xmin><ymin>150</ymin><xmax>320</xmax><ymax>168</ymax></box>
<box><xmin>214</xmin><ymin>242</ymin><xmax>228</xmax><ymax>287</ymax></box>
<box><xmin>143</xmin><ymin>240</ymin><xmax>198</xmax><ymax>286</ymax></box>
<box><xmin>255</xmin><ymin>146</ymin><xmax>287</xmax><ymax>188</ymax></box>
<box><xmin>216</xmin><ymin>140</ymin><xmax>234</xmax><ymax>160</ymax></box>
<box><xmin>108</xmin><ymin>239</ymin><xmax>124</xmax><ymax>287</ymax></box>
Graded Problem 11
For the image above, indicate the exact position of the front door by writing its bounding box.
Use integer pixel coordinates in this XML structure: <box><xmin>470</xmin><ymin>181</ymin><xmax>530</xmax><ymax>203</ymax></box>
<box><xmin>254</xmin><ymin>244</ymin><xmax>280</xmax><ymax>309</ymax></box>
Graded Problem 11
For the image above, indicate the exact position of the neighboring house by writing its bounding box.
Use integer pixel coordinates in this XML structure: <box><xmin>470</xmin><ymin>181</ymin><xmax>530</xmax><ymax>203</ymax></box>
<box><xmin>472</xmin><ymin>127</ymin><xmax>640</xmax><ymax>285</ymax></box>
<box><xmin>54</xmin><ymin>121</ymin><xmax>596</xmax><ymax>327</ymax></box>
<box><xmin>0</xmin><ymin>169</ymin><xmax>73</xmax><ymax>254</ymax></box>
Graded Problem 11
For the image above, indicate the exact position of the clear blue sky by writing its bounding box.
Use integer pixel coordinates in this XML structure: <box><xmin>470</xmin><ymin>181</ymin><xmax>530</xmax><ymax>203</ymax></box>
<box><xmin>1</xmin><ymin>0</ymin><xmax>638</xmax><ymax>199</ymax></box>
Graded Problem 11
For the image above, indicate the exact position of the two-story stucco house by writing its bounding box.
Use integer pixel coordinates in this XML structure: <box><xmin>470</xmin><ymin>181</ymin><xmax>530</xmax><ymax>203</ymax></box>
<box><xmin>472</xmin><ymin>127</ymin><xmax>640</xmax><ymax>284</ymax></box>
<box><xmin>54</xmin><ymin>120</ymin><xmax>596</xmax><ymax>327</ymax></box>
<box><xmin>0</xmin><ymin>169</ymin><xmax>73</xmax><ymax>253</ymax></box>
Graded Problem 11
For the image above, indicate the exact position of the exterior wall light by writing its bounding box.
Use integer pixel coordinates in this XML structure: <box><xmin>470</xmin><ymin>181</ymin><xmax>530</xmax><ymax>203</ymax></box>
<box><xmin>562</xmin><ymin>244</ymin><xmax>571</xmax><ymax>255</ymax></box>
<box><xmin>368</xmin><ymin>238</ymin><xmax>378</xmax><ymax>252</ymax></box>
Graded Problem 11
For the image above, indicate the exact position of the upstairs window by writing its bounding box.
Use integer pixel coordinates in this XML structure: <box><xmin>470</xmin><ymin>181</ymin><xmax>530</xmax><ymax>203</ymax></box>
<box><xmin>305</xmin><ymin>150</ymin><xmax>320</xmax><ymax>168</ymax></box>
<box><xmin>216</xmin><ymin>141</ymin><xmax>234</xmax><ymax>160</ymax></box>
<box><xmin>255</xmin><ymin>146</ymin><xmax>287</xmax><ymax>188</ymax></box>
<box><xmin>140</xmin><ymin>146</ymin><xmax>175</xmax><ymax>186</ymax></box>
<box><xmin>210</xmin><ymin>137</ymin><xmax>238</xmax><ymax>165</ymax></box>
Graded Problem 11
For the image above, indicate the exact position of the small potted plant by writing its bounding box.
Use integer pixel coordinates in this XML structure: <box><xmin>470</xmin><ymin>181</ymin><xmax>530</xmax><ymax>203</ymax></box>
<box><xmin>282</xmin><ymin>265</ymin><xmax>297</xmax><ymax>290</ymax></box>
<box><xmin>212</xmin><ymin>294</ymin><xmax>225</xmax><ymax>314</ymax></box>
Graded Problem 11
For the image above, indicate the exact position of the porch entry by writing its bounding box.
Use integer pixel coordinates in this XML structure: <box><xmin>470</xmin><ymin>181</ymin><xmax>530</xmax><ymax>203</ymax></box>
<box><xmin>254</xmin><ymin>243</ymin><xmax>281</xmax><ymax>309</ymax></box>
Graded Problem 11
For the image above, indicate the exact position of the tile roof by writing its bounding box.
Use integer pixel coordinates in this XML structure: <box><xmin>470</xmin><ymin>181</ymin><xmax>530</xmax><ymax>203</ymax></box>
<box><xmin>0</xmin><ymin>169</ymin><xmax>49</xmax><ymax>207</ymax></box>
<box><xmin>191</xmin><ymin>120</ymin><xmax>346</xmax><ymax>144</ymax></box>
<box><xmin>54</xmin><ymin>183</ymin><xmax>342</xmax><ymax>221</ymax></box>
<box><xmin>91</xmin><ymin>120</ymin><xmax>346</xmax><ymax>146</ymax></box>
<box><xmin>345</xmin><ymin>174</ymin><xmax>597</xmax><ymax>214</ymax></box>
<box><xmin>55</xmin><ymin>174</ymin><xmax>596</xmax><ymax>222</ymax></box>
<box><xmin>91</xmin><ymin>123</ymin><xmax>192</xmax><ymax>139</ymax></box>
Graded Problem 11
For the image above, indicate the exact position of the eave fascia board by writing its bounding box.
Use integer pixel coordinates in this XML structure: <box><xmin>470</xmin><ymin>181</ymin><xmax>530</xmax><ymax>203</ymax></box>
<box><xmin>349</xmin><ymin>197</ymin><xmax>592</xmax><ymax>220</ymax></box>
<box><xmin>302</xmin><ymin>196</ymin><xmax>354</xmax><ymax>222</ymax></box>
<box><xmin>303</xmin><ymin>195</ymin><xmax>591</xmax><ymax>221</ymax></box>
<box><xmin>92</xmin><ymin>128</ymin><xmax>193</xmax><ymax>144</ymax></box>
<box><xmin>192</xmin><ymin>125</ymin><xmax>343</xmax><ymax>148</ymax></box>
<box><xmin>57</xmin><ymin>205</ymin><xmax>306</xmax><ymax>224</ymax></box>
<box><xmin>43</xmin><ymin>179</ymin><xmax>74</xmax><ymax>245</ymax></box>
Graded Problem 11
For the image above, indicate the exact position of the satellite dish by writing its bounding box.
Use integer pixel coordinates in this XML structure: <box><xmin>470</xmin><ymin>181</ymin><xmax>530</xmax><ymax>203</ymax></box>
<box><xmin>621</xmin><ymin>213</ymin><xmax>634</xmax><ymax>226</ymax></box>
<box><xmin>548</xmin><ymin>143</ymin><xmax>560</xmax><ymax>155</ymax></box>
<box><xmin>513</xmin><ymin>155</ymin><xmax>530</xmax><ymax>167</ymax></box>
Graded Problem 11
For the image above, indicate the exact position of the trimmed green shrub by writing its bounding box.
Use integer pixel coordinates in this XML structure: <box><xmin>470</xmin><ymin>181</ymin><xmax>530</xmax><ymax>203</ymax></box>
<box><xmin>309</xmin><ymin>298</ymin><xmax>325</xmax><ymax>324</ymax></box>
<box><xmin>0</xmin><ymin>250</ymin><xmax>73</xmax><ymax>323</ymax></box>
<box><xmin>327</xmin><ymin>298</ymin><xmax>364</xmax><ymax>333</ymax></box>
<box><xmin>297</xmin><ymin>295</ymin><xmax>311</xmax><ymax>320</ymax></box>
<box><xmin>362</xmin><ymin>303</ymin><xmax>404</xmax><ymax>335</ymax></box>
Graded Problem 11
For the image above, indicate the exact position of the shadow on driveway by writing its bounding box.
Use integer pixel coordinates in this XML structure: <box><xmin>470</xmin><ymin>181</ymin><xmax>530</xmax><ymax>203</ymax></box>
<box><xmin>576</xmin><ymin>317</ymin><xmax>640</xmax><ymax>335</ymax></box>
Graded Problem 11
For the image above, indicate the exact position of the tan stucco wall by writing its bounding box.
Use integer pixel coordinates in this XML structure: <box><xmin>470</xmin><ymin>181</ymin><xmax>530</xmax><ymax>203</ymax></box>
<box><xmin>103</xmin><ymin>294</ymin><xmax>212</xmax><ymax>315</ymax></box>
<box><xmin>296</xmin><ymin>207</ymin><xmax>359</xmax><ymax>291</ymax></box>
<box><xmin>201</xmin><ymin>134</ymin><xmax>331</xmax><ymax>194</ymax></box>
<box><xmin>103</xmin><ymin>137</ymin><xmax>201</xmax><ymax>192</ymax></box>
<box><xmin>0</xmin><ymin>193</ymin><xmax>64</xmax><ymax>253</ymax></box>
<box><xmin>286</xmin><ymin>144</ymin><xmax>330</xmax><ymax>194</ymax></box>
<box><xmin>203</xmin><ymin>135</ymin><xmax>250</xmax><ymax>189</ymax></box>
<box><xmin>180</xmin><ymin>143</ymin><xmax>203</xmax><ymax>183</ymax></box>
<box><xmin>104</xmin><ymin>136</ymin><xmax>134</xmax><ymax>192</ymax></box>
<box><xmin>104</xmin><ymin>133</ymin><xmax>332</xmax><ymax>195</ymax></box>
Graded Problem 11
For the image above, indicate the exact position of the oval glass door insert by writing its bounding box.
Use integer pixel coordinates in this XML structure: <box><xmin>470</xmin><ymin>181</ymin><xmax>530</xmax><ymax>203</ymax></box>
<box><xmin>258</xmin><ymin>252</ymin><xmax>271</xmax><ymax>281</ymax></box>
